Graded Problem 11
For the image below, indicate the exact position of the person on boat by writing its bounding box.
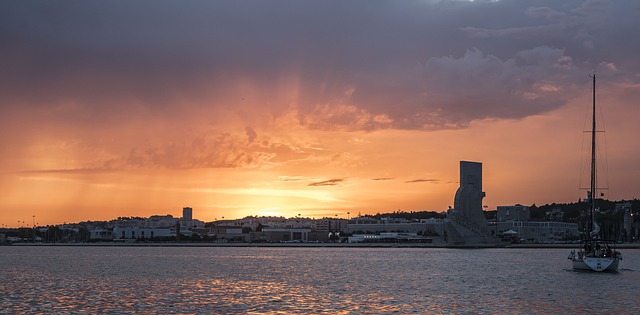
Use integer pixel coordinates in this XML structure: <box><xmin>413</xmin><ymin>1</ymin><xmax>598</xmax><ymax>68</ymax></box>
<box><xmin>604</xmin><ymin>245</ymin><xmax>612</xmax><ymax>258</ymax></box>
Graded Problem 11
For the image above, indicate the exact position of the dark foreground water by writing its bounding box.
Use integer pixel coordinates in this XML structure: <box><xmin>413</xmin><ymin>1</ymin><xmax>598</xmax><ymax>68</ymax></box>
<box><xmin>1</xmin><ymin>246</ymin><xmax>639</xmax><ymax>314</ymax></box>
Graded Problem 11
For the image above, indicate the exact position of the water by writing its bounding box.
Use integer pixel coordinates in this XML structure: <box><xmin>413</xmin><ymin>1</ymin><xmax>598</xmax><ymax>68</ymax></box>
<box><xmin>1</xmin><ymin>246</ymin><xmax>639</xmax><ymax>314</ymax></box>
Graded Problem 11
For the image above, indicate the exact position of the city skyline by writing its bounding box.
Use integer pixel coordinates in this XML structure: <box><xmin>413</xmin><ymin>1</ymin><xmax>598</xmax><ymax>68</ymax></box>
<box><xmin>2</xmin><ymin>1</ymin><xmax>640</xmax><ymax>226</ymax></box>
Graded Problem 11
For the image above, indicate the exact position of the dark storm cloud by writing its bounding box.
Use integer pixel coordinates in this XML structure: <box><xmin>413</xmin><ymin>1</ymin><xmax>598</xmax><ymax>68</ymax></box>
<box><xmin>1</xmin><ymin>0</ymin><xmax>638</xmax><ymax>130</ymax></box>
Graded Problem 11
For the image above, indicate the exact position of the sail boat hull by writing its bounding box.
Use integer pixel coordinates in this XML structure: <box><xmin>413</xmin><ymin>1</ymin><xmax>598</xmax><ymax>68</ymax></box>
<box><xmin>568</xmin><ymin>239</ymin><xmax>622</xmax><ymax>272</ymax></box>
<box><xmin>571</xmin><ymin>256</ymin><xmax>619</xmax><ymax>272</ymax></box>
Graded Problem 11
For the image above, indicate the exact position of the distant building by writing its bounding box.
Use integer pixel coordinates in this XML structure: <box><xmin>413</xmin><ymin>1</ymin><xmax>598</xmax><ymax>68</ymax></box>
<box><xmin>113</xmin><ymin>226</ymin><xmax>175</xmax><ymax>240</ymax></box>
<box><xmin>256</xmin><ymin>228</ymin><xmax>329</xmax><ymax>243</ymax></box>
<box><xmin>494</xmin><ymin>221</ymin><xmax>579</xmax><ymax>243</ymax></box>
<box><xmin>183</xmin><ymin>207</ymin><xmax>193</xmax><ymax>221</ymax></box>
<box><xmin>261</xmin><ymin>228</ymin><xmax>312</xmax><ymax>242</ymax></box>
<box><xmin>347</xmin><ymin>217</ymin><xmax>443</xmax><ymax>237</ymax></box>
<box><xmin>145</xmin><ymin>215</ymin><xmax>176</xmax><ymax>228</ymax></box>
<box><xmin>87</xmin><ymin>207</ymin><xmax>205</xmax><ymax>241</ymax></box>
<box><xmin>493</xmin><ymin>204</ymin><xmax>578</xmax><ymax>243</ymax></box>
<box><xmin>545</xmin><ymin>207</ymin><xmax>564</xmax><ymax>221</ymax></box>
<box><xmin>210</xmin><ymin>226</ymin><xmax>243</xmax><ymax>235</ymax></box>
<box><xmin>179</xmin><ymin>207</ymin><xmax>205</xmax><ymax>230</ymax></box>
<box><xmin>348</xmin><ymin>232</ymin><xmax>432</xmax><ymax>243</ymax></box>
<box><xmin>620</xmin><ymin>202</ymin><xmax>639</xmax><ymax>242</ymax></box>
<box><xmin>314</xmin><ymin>218</ymin><xmax>348</xmax><ymax>232</ymax></box>
<box><xmin>89</xmin><ymin>228</ymin><xmax>113</xmax><ymax>240</ymax></box>
<box><xmin>497</xmin><ymin>205</ymin><xmax>530</xmax><ymax>221</ymax></box>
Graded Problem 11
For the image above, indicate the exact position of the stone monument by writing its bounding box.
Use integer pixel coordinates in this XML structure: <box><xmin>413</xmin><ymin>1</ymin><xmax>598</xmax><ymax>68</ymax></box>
<box><xmin>445</xmin><ymin>161</ymin><xmax>495</xmax><ymax>245</ymax></box>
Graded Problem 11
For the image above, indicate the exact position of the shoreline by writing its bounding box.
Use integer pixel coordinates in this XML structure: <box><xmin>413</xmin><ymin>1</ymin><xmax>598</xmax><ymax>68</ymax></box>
<box><xmin>9</xmin><ymin>242</ymin><xmax>640</xmax><ymax>249</ymax></box>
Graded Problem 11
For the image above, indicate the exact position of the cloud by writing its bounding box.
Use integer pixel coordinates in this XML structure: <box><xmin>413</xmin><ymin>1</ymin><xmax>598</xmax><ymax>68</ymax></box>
<box><xmin>111</xmin><ymin>128</ymin><xmax>331</xmax><ymax>170</ymax></box>
<box><xmin>245</xmin><ymin>127</ymin><xmax>258</xmax><ymax>143</ymax></box>
<box><xmin>93</xmin><ymin>129</ymin><xmax>298</xmax><ymax>171</ymax></box>
<box><xmin>405</xmin><ymin>179</ymin><xmax>439</xmax><ymax>184</ymax></box>
<box><xmin>279</xmin><ymin>176</ymin><xmax>307</xmax><ymax>182</ymax></box>
<box><xmin>308</xmin><ymin>178</ymin><xmax>346</xmax><ymax>187</ymax></box>
<box><xmin>419</xmin><ymin>47</ymin><xmax>572</xmax><ymax>125</ymax></box>
<box><xmin>303</xmin><ymin>46</ymin><xmax>580</xmax><ymax>130</ymax></box>
<box><xmin>18</xmin><ymin>168</ymin><xmax>116</xmax><ymax>175</ymax></box>
<box><xmin>1</xmin><ymin>0</ymin><xmax>639</xmax><ymax>139</ymax></box>
<box><xmin>120</xmin><ymin>132</ymin><xmax>256</xmax><ymax>169</ymax></box>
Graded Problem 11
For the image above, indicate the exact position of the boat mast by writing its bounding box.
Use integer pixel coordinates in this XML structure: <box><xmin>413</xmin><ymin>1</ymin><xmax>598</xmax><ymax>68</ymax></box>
<box><xmin>589</xmin><ymin>74</ymin><xmax>597</xmax><ymax>238</ymax></box>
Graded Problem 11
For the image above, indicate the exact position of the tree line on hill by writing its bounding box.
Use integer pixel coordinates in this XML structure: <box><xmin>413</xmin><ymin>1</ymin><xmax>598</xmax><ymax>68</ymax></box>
<box><xmin>370</xmin><ymin>199</ymin><xmax>640</xmax><ymax>224</ymax></box>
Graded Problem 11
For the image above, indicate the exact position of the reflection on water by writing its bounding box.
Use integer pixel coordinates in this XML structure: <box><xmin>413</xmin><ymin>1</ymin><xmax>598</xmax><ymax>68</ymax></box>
<box><xmin>1</xmin><ymin>246</ymin><xmax>639</xmax><ymax>314</ymax></box>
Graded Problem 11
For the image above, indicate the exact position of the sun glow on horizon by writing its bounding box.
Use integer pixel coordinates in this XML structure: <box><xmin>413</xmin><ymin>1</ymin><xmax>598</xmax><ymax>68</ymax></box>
<box><xmin>252</xmin><ymin>208</ymin><xmax>284</xmax><ymax>218</ymax></box>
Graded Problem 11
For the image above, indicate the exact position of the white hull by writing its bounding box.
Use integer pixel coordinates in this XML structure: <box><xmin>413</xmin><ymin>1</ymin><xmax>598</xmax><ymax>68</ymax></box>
<box><xmin>571</xmin><ymin>257</ymin><xmax>619</xmax><ymax>272</ymax></box>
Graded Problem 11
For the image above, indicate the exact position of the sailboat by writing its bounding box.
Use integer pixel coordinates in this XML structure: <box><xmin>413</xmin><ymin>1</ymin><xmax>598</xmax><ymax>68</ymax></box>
<box><xmin>567</xmin><ymin>74</ymin><xmax>622</xmax><ymax>272</ymax></box>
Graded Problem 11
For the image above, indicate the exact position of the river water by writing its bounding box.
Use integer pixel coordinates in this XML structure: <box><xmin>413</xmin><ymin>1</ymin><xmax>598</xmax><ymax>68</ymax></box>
<box><xmin>1</xmin><ymin>246</ymin><xmax>639</xmax><ymax>314</ymax></box>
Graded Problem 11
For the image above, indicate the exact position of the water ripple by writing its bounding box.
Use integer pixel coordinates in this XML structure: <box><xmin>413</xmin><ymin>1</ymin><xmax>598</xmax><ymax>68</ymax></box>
<box><xmin>1</xmin><ymin>246</ymin><xmax>639</xmax><ymax>314</ymax></box>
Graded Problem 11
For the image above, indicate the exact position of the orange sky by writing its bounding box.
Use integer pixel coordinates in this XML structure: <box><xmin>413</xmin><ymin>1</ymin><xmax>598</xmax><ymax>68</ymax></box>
<box><xmin>2</xmin><ymin>1</ymin><xmax>640</xmax><ymax>226</ymax></box>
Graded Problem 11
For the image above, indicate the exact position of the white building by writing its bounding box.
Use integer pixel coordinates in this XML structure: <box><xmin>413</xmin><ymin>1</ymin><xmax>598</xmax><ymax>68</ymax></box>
<box><xmin>89</xmin><ymin>228</ymin><xmax>113</xmax><ymax>240</ymax></box>
<box><xmin>347</xmin><ymin>217</ymin><xmax>443</xmax><ymax>236</ymax></box>
<box><xmin>494</xmin><ymin>221</ymin><xmax>579</xmax><ymax>243</ymax></box>
<box><xmin>348</xmin><ymin>232</ymin><xmax>432</xmax><ymax>243</ymax></box>
<box><xmin>145</xmin><ymin>215</ymin><xmax>176</xmax><ymax>228</ymax></box>
<box><xmin>113</xmin><ymin>226</ymin><xmax>175</xmax><ymax>240</ymax></box>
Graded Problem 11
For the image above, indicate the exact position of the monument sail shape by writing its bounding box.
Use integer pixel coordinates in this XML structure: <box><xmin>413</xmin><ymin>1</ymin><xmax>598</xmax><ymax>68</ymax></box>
<box><xmin>567</xmin><ymin>74</ymin><xmax>622</xmax><ymax>272</ymax></box>
<box><xmin>445</xmin><ymin>161</ymin><xmax>496</xmax><ymax>245</ymax></box>
<box><xmin>454</xmin><ymin>161</ymin><xmax>486</xmax><ymax>224</ymax></box>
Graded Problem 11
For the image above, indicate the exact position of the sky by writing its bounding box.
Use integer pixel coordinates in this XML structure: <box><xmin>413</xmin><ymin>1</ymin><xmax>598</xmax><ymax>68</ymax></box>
<box><xmin>2</xmin><ymin>0</ymin><xmax>640</xmax><ymax>227</ymax></box>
